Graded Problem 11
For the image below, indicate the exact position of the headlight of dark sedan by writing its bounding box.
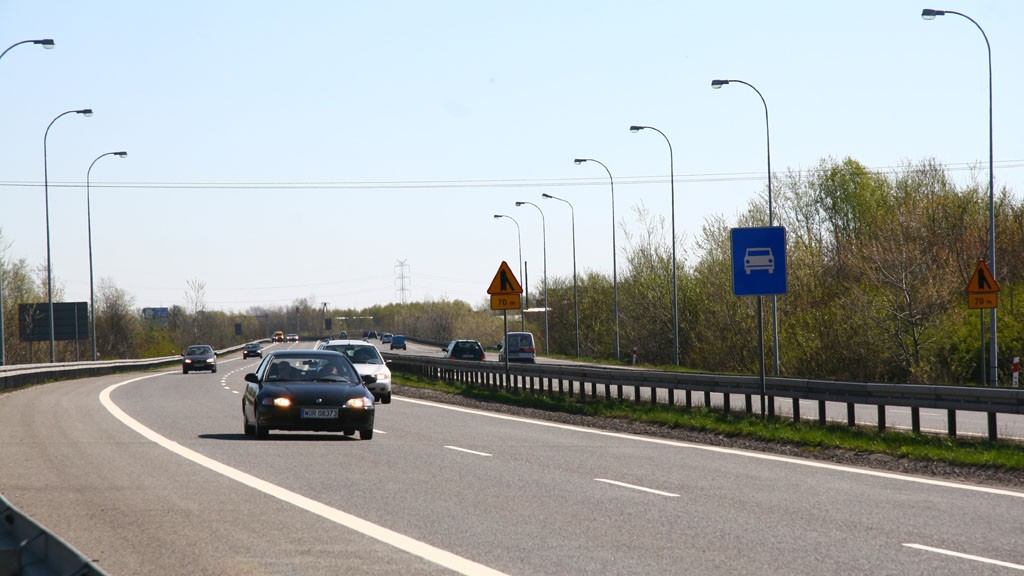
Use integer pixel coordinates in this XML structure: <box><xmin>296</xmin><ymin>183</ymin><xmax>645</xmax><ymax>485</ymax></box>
<box><xmin>345</xmin><ymin>398</ymin><xmax>373</xmax><ymax>409</ymax></box>
<box><xmin>261</xmin><ymin>397</ymin><xmax>292</xmax><ymax>408</ymax></box>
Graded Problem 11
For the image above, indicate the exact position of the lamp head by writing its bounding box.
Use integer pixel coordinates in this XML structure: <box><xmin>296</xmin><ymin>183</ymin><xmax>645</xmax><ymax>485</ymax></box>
<box><xmin>573</xmin><ymin>158</ymin><xmax>586</xmax><ymax>165</ymax></box>
<box><xmin>78</xmin><ymin>108</ymin><xmax>93</xmax><ymax>117</ymax></box>
<box><xmin>541</xmin><ymin>193</ymin><xmax>553</xmax><ymax>199</ymax></box>
<box><xmin>629</xmin><ymin>125</ymin><xmax>643</xmax><ymax>133</ymax></box>
<box><xmin>711</xmin><ymin>79</ymin><xmax>728</xmax><ymax>89</ymax></box>
<box><xmin>493</xmin><ymin>214</ymin><xmax>502</xmax><ymax>219</ymax></box>
<box><xmin>115</xmin><ymin>151</ymin><xmax>127</xmax><ymax>158</ymax></box>
<box><xmin>921</xmin><ymin>8</ymin><xmax>943</xmax><ymax>20</ymax></box>
<box><xmin>36</xmin><ymin>39</ymin><xmax>55</xmax><ymax>49</ymax></box>
<box><xmin>515</xmin><ymin>201</ymin><xmax>525</xmax><ymax>206</ymax></box>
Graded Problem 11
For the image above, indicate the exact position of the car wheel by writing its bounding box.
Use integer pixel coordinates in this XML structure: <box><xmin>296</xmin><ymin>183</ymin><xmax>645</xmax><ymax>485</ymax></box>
<box><xmin>254</xmin><ymin>409</ymin><xmax>269</xmax><ymax>439</ymax></box>
<box><xmin>243</xmin><ymin>408</ymin><xmax>255</xmax><ymax>436</ymax></box>
<box><xmin>359</xmin><ymin>428</ymin><xmax>374</xmax><ymax>440</ymax></box>
<box><xmin>382</xmin><ymin>393</ymin><xmax>392</xmax><ymax>404</ymax></box>
<box><xmin>212</xmin><ymin>366</ymin><xmax>218</xmax><ymax>373</ymax></box>
<box><xmin>182</xmin><ymin>367</ymin><xmax>188</xmax><ymax>374</ymax></box>
<box><xmin>343</xmin><ymin>429</ymin><xmax>355</xmax><ymax>436</ymax></box>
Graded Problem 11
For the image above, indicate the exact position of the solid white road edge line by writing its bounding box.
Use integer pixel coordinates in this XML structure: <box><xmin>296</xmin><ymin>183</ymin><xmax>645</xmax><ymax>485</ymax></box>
<box><xmin>445</xmin><ymin>446</ymin><xmax>493</xmax><ymax>457</ymax></box>
<box><xmin>595</xmin><ymin>478</ymin><xmax>679</xmax><ymax>497</ymax></box>
<box><xmin>100</xmin><ymin>374</ymin><xmax>509</xmax><ymax>576</ymax></box>
<box><xmin>903</xmin><ymin>543</ymin><xmax>1024</xmax><ymax>570</ymax></box>
<box><xmin>394</xmin><ymin>396</ymin><xmax>1024</xmax><ymax>499</ymax></box>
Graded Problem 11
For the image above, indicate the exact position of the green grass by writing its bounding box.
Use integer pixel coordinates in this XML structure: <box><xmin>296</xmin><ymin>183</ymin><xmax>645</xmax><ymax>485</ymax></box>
<box><xmin>394</xmin><ymin>373</ymin><xmax>1024</xmax><ymax>471</ymax></box>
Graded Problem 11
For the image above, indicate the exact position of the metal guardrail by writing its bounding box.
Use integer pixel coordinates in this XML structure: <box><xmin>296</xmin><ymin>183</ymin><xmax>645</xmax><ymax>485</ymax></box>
<box><xmin>0</xmin><ymin>494</ymin><xmax>108</xmax><ymax>576</ymax></box>
<box><xmin>382</xmin><ymin>353</ymin><xmax>1024</xmax><ymax>442</ymax></box>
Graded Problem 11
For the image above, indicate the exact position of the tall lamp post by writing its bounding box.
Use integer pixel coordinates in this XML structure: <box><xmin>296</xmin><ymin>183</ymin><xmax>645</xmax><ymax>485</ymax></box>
<box><xmin>922</xmin><ymin>8</ymin><xmax>997</xmax><ymax>385</ymax></box>
<box><xmin>494</xmin><ymin>214</ymin><xmax>524</xmax><ymax>330</ymax></box>
<box><xmin>574</xmin><ymin>158</ymin><xmax>620</xmax><ymax>361</ymax></box>
<box><xmin>86</xmin><ymin>151</ymin><xmax>127</xmax><ymax>361</ymax></box>
<box><xmin>630</xmin><ymin>125</ymin><xmax>679</xmax><ymax>365</ymax></box>
<box><xmin>515</xmin><ymin>201</ymin><xmax>548</xmax><ymax>354</ymax></box>
<box><xmin>542</xmin><ymin>193</ymin><xmax>580</xmax><ymax>357</ymax></box>
<box><xmin>44</xmin><ymin>108</ymin><xmax>93</xmax><ymax>362</ymax></box>
<box><xmin>0</xmin><ymin>38</ymin><xmax>55</xmax><ymax>367</ymax></box>
<box><xmin>711</xmin><ymin>78</ymin><xmax>780</xmax><ymax>376</ymax></box>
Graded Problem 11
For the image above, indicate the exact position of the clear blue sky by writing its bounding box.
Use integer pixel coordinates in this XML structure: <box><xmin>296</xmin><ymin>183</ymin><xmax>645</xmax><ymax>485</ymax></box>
<box><xmin>2</xmin><ymin>1</ymin><xmax>1022</xmax><ymax>312</ymax></box>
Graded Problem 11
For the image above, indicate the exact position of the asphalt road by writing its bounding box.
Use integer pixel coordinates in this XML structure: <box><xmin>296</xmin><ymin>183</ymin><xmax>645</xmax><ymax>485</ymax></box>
<box><xmin>2</xmin><ymin>342</ymin><xmax>1023</xmax><ymax>575</ymax></box>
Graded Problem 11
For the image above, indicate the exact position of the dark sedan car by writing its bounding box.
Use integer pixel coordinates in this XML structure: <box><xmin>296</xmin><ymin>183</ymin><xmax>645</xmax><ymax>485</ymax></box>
<box><xmin>242</xmin><ymin>350</ymin><xmax>377</xmax><ymax>440</ymax></box>
<box><xmin>242</xmin><ymin>342</ymin><xmax>263</xmax><ymax>359</ymax></box>
<box><xmin>182</xmin><ymin>344</ymin><xmax>217</xmax><ymax>374</ymax></box>
<box><xmin>443</xmin><ymin>339</ymin><xmax>485</xmax><ymax>361</ymax></box>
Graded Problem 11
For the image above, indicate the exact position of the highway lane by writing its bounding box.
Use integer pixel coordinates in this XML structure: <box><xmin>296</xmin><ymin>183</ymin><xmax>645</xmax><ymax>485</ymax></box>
<box><xmin>2</xmin><ymin>352</ymin><xmax>1024</xmax><ymax>574</ymax></box>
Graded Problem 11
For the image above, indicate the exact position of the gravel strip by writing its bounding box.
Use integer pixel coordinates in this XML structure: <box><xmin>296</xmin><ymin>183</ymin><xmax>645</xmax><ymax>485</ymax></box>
<box><xmin>393</xmin><ymin>383</ymin><xmax>1024</xmax><ymax>491</ymax></box>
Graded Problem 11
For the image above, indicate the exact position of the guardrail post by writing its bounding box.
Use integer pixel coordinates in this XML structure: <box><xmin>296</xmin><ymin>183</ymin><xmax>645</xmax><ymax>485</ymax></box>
<box><xmin>668</xmin><ymin>389</ymin><xmax>674</xmax><ymax>406</ymax></box>
<box><xmin>947</xmin><ymin>410</ymin><xmax>957</xmax><ymax>438</ymax></box>
<box><xmin>685</xmin><ymin>389</ymin><xmax>692</xmax><ymax>408</ymax></box>
<box><xmin>767</xmin><ymin>395</ymin><xmax>775</xmax><ymax>417</ymax></box>
<box><xmin>847</xmin><ymin>403</ymin><xmax>856</xmax><ymax>427</ymax></box>
<box><xmin>745</xmin><ymin>394</ymin><xmax>753</xmax><ymax>415</ymax></box>
<box><xmin>792</xmin><ymin>397</ymin><xmax>800</xmax><ymax>423</ymax></box>
<box><xmin>911</xmin><ymin>407</ymin><xmax>920</xmax><ymax>434</ymax></box>
<box><xmin>988</xmin><ymin>412</ymin><xmax>997</xmax><ymax>442</ymax></box>
<box><xmin>703</xmin><ymin>390</ymin><xmax>711</xmax><ymax>409</ymax></box>
<box><xmin>877</xmin><ymin>405</ymin><xmax>886</xmax><ymax>432</ymax></box>
<box><xmin>723</xmin><ymin>392</ymin><xmax>730</xmax><ymax>414</ymax></box>
<box><xmin>818</xmin><ymin>400</ymin><xmax>826</xmax><ymax>426</ymax></box>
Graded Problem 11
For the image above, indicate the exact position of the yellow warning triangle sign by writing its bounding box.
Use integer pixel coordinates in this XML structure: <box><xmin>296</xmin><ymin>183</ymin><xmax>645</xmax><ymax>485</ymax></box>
<box><xmin>966</xmin><ymin>260</ymin><xmax>999</xmax><ymax>294</ymax></box>
<box><xmin>487</xmin><ymin>261</ymin><xmax>523</xmax><ymax>295</ymax></box>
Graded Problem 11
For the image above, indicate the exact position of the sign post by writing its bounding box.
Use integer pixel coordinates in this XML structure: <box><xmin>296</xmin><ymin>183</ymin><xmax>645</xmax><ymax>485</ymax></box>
<box><xmin>731</xmin><ymin>227</ymin><xmax>787</xmax><ymax>418</ymax></box>
<box><xmin>488</xmin><ymin>261</ymin><xmax>524</xmax><ymax>377</ymax></box>
<box><xmin>965</xmin><ymin>260</ymin><xmax>1000</xmax><ymax>386</ymax></box>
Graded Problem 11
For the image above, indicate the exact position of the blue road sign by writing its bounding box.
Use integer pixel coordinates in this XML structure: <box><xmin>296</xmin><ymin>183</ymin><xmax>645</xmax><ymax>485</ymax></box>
<box><xmin>731</xmin><ymin>226</ymin><xmax>787</xmax><ymax>296</ymax></box>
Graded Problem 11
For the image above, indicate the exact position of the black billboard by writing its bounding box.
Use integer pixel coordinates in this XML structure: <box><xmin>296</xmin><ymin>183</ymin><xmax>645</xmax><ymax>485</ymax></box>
<box><xmin>18</xmin><ymin>302</ymin><xmax>89</xmax><ymax>342</ymax></box>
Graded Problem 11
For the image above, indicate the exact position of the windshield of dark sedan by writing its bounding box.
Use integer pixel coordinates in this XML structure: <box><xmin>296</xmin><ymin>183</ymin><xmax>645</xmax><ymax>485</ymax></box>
<box><xmin>265</xmin><ymin>356</ymin><xmax>359</xmax><ymax>383</ymax></box>
<box><xmin>187</xmin><ymin>346</ymin><xmax>212</xmax><ymax>355</ymax></box>
<box><xmin>322</xmin><ymin>344</ymin><xmax>383</xmax><ymax>365</ymax></box>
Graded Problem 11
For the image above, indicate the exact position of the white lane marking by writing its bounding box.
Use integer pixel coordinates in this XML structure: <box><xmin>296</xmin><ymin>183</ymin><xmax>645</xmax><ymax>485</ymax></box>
<box><xmin>100</xmin><ymin>375</ymin><xmax>509</xmax><ymax>576</ymax></box>
<box><xmin>394</xmin><ymin>397</ymin><xmax>1024</xmax><ymax>499</ymax></box>
<box><xmin>445</xmin><ymin>446</ymin><xmax>492</xmax><ymax>457</ymax></box>
<box><xmin>903</xmin><ymin>543</ymin><xmax>1024</xmax><ymax>570</ymax></box>
<box><xmin>595</xmin><ymin>478</ymin><xmax>678</xmax><ymax>497</ymax></box>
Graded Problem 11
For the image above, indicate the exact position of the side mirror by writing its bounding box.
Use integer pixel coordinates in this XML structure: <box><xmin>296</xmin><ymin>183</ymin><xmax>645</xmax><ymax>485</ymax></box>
<box><xmin>244</xmin><ymin>373</ymin><xmax>259</xmax><ymax>384</ymax></box>
<box><xmin>361</xmin><ymin>374</ymin><xmax>378</xmax><ymax>385</ymax></box>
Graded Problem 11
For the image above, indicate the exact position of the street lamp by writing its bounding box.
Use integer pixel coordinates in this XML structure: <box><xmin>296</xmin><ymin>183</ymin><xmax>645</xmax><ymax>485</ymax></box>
<box><xmin>86</xmin><ymin>150</ymin><xmax>127</xmax><ymax>361</ymax></box>
<box><xmin>574</xmin><ymin>158</ymin><xmax>620</xmax><ymax>361</ymax></box>
<box><xmin>711</xmin><ymin>78</ymin><xmax>780</xmax><ymax>376</ymax></box>
<box><xmin>0</xmin><ymin>39</ymin><xmax>54</xmax><ymax>62</ymax></box>
<box><xmin>630</xmin><ymin>125</ymin><xmax>679</xmax><ymax>365</ymax></box>
<box><xmin>493</xmin><ymin>214</ymin><xmax>524</xmax><ymax>330</ymax></box>
<box><xmin>515</xmin><ymin>201</ymin><xmax>548</xmax><ymax>354</ymax></box>
<box><xmin>542</xmin><ymin>193</ymin><xmax>580</xmax><ymax>357</ymax></box>
<box><xmin>44</xmin><ymin>108</ymin><xmax>93</xmax><ymax>362</ymax></box>
<box><xmin>922</xmin><ymin>8</ymin><xmax>997</xmax><ymax>385</ymax></box>
<box><xmin>0</xmin><ymin>38</ymin><xmax>54</xmax><ymax>367</ymax></box>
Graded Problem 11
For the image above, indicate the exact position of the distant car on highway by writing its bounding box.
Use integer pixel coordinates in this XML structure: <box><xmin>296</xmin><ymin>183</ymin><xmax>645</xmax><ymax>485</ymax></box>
<box><xmin>242</xmin><ymin>342</ymin><xmax>263</xmax><ymax>359</ymax></box>
<box><xmin>286</xmin><ymin>333</ymin><xmax>299</xmax><ymax>342</ymax></box>
<box><xmin>182</xmin><ymin>344</ymin><xmax>217</xmax><ymax>374</ymax></box>
<box><xmin>443</xmin><ymin>339</ymin><xmax>485</xmax><ymax>361</ymax></box>
<box><xmin>381</xmin><ymin>333</ymin><xmax>393</xmax><ymax>344</ymax></box>
<box><xmin>316</xmin><ymin>339</ymin><xmax>392</xmax><ymax>404</ymax></box>
<box><xmin>242</xmin><ymin>350</ymin><xmax>376</xmax><ymax>440</ymax></box>
<box><xmin>390</xmin><ymin>335</ymin><xmax>407</xmax><ymax>350</ymax></box>
<box><xmin>499</xmin><ymin>332</ymin><xmax>536</xmax><ymax>363</ymax></box>
<box><xmin>273</xmin><ymin>331</ymin><xmax>284</xmax><ymax>342</ymax></box>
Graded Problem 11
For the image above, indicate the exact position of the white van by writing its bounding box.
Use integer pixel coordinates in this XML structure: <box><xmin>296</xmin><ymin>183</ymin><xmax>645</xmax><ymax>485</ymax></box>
<box><xmin>499</xmin><ymin>331</ymin><xmax>536</xmax><ymax>363</ymax></box>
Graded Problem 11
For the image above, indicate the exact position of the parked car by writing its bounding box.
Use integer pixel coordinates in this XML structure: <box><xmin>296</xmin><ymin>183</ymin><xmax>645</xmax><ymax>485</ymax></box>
<box><xmin>339</xmin><ymin>331</ymin><xmax>348</xmax><ymax>338</ymax></box>
<box><xmin>273</xmin><ymin>331</ymin><xmax>285</xmax><ymax>342</ymax></box>
<box><xmin>286</xmin><ymin>333</ymin><xmax>299</xmax><ymax>342</ymax></box>
<box><xmin>182</xmin><ymin>344</ymin><xmax>217</xmax><ymax>373</ymax></box>
<box><xmin>381</xmin><ymin>333</ymin><xmax>393</xmax><ymax>344</ymax></box>
<box><xmin>317</xmin><ymin>339</ymin><xmax>392</xmax><ymax>403</ymax></box>
<box><xmin>242</xmin><ymin>342</ymin><xmax>263</xmax><ymax>359</ymax></box>
<box><xmin>242</xmin><ymin>350</ymin><xmax>376</xmax><ymax>440</ymax></box>
<box><xmin>390</xmin><ymin>335</ymin><xmax>407</xmax><ymax>350</ymax></box>
<box><xmin>499</xmin><ymin>331</ymin><xmax>536</xmax><ymax>363</ymax></box>
<box><xmin>443</xmin><ymin>339</ymin><xmax>486</xmax><ymax>361</ymax></box>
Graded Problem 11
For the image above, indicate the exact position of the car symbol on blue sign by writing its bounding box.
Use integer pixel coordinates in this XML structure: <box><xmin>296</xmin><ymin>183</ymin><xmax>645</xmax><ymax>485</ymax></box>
<box><xmin>731</xmin><ymin>227</ymin><xmax>787</xmax><ymax>296</ymax></box>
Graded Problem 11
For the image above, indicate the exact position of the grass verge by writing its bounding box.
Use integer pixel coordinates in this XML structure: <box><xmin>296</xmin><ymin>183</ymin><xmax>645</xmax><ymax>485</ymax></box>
<box><xmin>394</xmin><ymin>373</ymin><xmax>1024</xmax><ymax>471</ymax></box>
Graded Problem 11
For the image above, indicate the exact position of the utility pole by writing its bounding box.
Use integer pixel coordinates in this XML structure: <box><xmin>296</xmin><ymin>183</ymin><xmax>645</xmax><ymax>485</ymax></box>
<box><xmin>394</xmin><ymin>260</ymin><xmax>411</xmax><ymax>304</ymax></box>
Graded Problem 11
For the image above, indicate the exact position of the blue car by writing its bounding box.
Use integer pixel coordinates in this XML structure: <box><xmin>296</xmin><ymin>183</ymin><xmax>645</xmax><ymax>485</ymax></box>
<box><xmin>390</xmin><ymin>335</ymin><xmax>407</xmax><ymax>350</ymax></box>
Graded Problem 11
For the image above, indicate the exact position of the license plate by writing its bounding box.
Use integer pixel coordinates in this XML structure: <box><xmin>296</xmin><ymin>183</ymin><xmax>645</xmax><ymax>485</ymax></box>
<box><xmin>301</xmin><ymin>408</ymin><xmax>338</xmax><ymax>419</ymax></box>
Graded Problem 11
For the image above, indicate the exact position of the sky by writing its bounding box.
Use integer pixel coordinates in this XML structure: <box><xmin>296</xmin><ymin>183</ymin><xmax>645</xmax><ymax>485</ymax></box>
<box><xmin>2</xmin><ymin>1</ymin><xmax>1023</xmax><ymax>313</ymax></box>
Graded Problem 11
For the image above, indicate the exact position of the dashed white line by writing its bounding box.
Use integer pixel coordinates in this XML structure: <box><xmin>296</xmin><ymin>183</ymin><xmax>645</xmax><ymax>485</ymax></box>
<box><xmin>445</xmin><ymin>446</ymin><xmax>492</xmax><ymax>457</ymax></box>
<box><xmin>595</xmin><ymin>478</ymin><xmax>678</xmax><ymax>497</ymax></box>
<box><xmin>903</xmin><ymin>543</ymin><xmax>1024</xmax><ymax>570</ymax></box>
